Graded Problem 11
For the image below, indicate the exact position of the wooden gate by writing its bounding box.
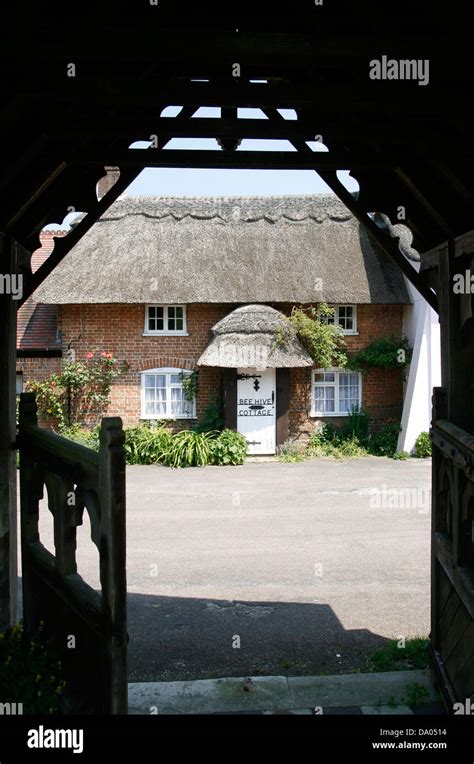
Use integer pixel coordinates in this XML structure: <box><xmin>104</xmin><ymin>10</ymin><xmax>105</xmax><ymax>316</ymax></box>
<box><xmin>429</xmin><ymin>233</ymin><xmax>474</xmax><ymax>708</ymax></box>
<box><xmin>18</xmin><ymin>393</ymin><xmax>127</xmax><ymax>714</ymax></box>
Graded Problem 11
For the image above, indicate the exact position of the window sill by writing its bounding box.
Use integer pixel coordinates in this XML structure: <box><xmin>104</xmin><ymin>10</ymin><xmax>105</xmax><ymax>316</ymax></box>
<box><xmin>342</xmin><ymin>331</ymin><xmax>359</xmax><ymax>336</ymax></box>
<box><xmin>310</xmin><ymin>412</ymin><xmax>351</xmax><ymax>418</ymax></box>
<box><xmin>140</xmin><ymin>415</ymin><xmax>196</xmax><ymax>421</ymax></box>
<box><xmin>143</xmin><ymin>332</ymin><xmax>189</xmax><ymax>337</ymax></box>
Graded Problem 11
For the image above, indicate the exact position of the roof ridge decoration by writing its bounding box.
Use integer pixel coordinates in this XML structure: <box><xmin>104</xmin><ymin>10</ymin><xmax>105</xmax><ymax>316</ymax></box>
<box><xmin>99</xmin><ymin>194</ymin><xmax>354</xmax><ymax>225</ymax></box>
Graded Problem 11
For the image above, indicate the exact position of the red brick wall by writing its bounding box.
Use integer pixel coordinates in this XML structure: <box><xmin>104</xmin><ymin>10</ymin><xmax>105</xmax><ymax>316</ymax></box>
<box><xmin>21</xmin><ymin>302</ymin><xmax>405</xmax><ymax>434</ymax></box>
<box><xmin>57</xmin><ymin>303</ymin><xmax>229</xmax><ymax>428</ymax></box>
<box><xmin>289</xmin><ymin>304</ymin><xmax>405</xmax><ymax>441</ymax></box>
<box><xmin>16</xmin><ymin>357</ymin><xmax>62</xmax><ymax>428</ymax></box>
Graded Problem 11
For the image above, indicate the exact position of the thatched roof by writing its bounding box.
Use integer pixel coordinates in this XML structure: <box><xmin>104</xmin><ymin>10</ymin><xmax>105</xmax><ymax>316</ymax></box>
<box><xmin>197</xmin><ymin>304</ymin><xmax>313</xmax><ymax>368</ymax></box>
<box><xmin>34</xmin><ymin>194</ymin><xmax>411</xmax><ymax>305</ymax></box>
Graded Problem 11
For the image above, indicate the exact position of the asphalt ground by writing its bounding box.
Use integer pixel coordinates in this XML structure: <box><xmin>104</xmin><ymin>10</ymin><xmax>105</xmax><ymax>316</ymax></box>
<box><xmin>35</xmin><ymin>457</ymin><xmax>431</xmax><ymax>681</ymax></box>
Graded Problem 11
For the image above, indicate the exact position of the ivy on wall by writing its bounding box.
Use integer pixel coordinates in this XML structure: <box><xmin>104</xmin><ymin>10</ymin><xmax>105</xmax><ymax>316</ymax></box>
<box><xmin>348</xmin><ymin>335</ymin><xmax>412</xmax><ymax>372</ymax></box>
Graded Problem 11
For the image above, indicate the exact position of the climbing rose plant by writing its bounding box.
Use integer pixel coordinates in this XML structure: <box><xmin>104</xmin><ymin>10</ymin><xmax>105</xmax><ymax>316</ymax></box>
<box><xmin>26</xmin><ymin>351</ymin><xmax>128</xmax><ymax>430</ymax></box>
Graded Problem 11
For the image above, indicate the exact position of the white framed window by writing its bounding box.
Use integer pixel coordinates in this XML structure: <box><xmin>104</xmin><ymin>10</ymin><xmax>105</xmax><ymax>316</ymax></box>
<box><xmin>311</xmin><ymin>369</ymin><xmax>362</xmax><ymax>416</ymax></box>
<box><xmin>141</xmin><ymin>368</ymin><xmax>195</xmax><ymax>419</ymax></box>
<box><xmin>320</xmin><ymin>304</ymin><xmax>357</xmax><ymax>334</ymax></box>
<box><xmin>144</xmin><ymin>305</ymin><xmax>187</xmax><ymax>335</ymax></box>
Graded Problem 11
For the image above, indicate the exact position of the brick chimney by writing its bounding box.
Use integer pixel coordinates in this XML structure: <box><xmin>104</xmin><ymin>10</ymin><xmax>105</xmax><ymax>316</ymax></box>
<box><xmin>96</xmin><ymin>166</ymin><xmax>120</xmax><ymax>201</ymax></box>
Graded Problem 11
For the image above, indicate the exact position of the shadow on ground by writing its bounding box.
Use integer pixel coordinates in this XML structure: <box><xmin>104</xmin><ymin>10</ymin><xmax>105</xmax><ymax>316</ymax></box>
<box><xmin>127</xmin><ymin>592</ymin><xmax>389</xmax><ymax>682</ymax></box>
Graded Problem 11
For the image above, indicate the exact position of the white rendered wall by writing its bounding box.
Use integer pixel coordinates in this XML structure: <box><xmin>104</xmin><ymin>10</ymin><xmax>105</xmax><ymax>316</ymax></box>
<box><xmin>397</xmin><ymin>266</ymin><xmax>441</xmax><ymax>453</ymax></box>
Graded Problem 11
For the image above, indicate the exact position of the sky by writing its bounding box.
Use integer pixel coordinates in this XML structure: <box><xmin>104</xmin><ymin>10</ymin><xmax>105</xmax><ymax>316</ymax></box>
<box><xmin>49</xmin><ymin>107</ymin><xmax>359</xmax><ymax>229</ymax></box>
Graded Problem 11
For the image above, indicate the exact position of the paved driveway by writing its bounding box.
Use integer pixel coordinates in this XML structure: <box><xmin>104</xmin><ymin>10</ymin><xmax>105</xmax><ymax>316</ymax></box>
<box><xmin>37</xmin><ymin>457</ymin><xmax>431</xmax><ymax>681</ymax></box>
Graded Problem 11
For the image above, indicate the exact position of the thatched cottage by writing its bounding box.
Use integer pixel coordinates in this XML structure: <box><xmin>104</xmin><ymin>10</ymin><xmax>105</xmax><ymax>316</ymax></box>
<box><xmin>18</xmin><ymin>194</ymin><xmax>424</xmax><ymax>455</ymax></box>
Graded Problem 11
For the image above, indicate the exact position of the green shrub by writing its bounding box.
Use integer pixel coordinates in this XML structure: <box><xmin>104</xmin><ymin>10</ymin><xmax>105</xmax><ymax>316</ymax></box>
<box><xmin>339</xmin><ymin>405</ymin><xmax>370</xmax><ymax>442</ymax></box>
<box><xmin>275</xmin><ymin>304</ymin><xmax>348</xmax><ymax>368</ymax></box>
<box><xmin>365</xmin><ymin>638</ymin><xmax>430</xmax><ymax>673</ymax></box>
<box><xmin>164</xmin><ymin>430</ymin><xmax>217</xmax><ymax>468</ymax></box>
<box><xmin>306</xmin><ymin>425</ymin><xmax>368</xmax><ymax>459</ymax></box>
<box><xmin>60</xmin><ymin>424</ymin><xmax>100</xmax><ymax>451</ymax></box>
<box><xmin>193</xmin><ymin>391</ymin><xmax>223</xmax><ymax>433</ymax></box>
<box><xmin>414</xmin><ymin>431</ymin><xmax>432</xmax><ymax>458</ymax></box>
<box><xmin>124</xmin><ymin>423</ymin><xmax>172</xmax><ymax>465</ymax></box>
<box><xmin>393</xmin><ymin>450</ymin><xmax>410</xmax><ymax>460</ymax></box>
<box><xmin>212</xmin><ymin>429</ymin><xmax>247</xmax><ymax>465</ymax></box>
<box><xmin>0</xmin><ymin>621</ymin><xmax>66</xmax><ymax>714</ymax></box>
<box><xmin>366</xmin><ymin>423</ymin><xmax>400</xmax><ymax>457</ymax></box>
<box><xmin>278</xmin><ymin>439</ymin><xmax>307</xmax><ymax>463</ymax></box>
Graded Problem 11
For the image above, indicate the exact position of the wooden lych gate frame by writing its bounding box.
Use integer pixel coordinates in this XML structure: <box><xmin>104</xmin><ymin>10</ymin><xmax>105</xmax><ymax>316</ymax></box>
<box><xmin>0</xmin><ymin>4</ymin><xmax>473</xmax><ymax>713</ymax></box>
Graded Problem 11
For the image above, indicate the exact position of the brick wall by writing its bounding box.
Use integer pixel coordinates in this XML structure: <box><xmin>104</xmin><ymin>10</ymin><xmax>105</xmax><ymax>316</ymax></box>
<box><xmin>21</xmin><ymin>301</ymin><xmax>406</xmax><ymax>434</ymax></box>
<box><xmin>289</xmin><ymin>304</ymin><xmax>405</xmax><ymax>441</ymax></box>
<box><xmin>58</xmin><ymin>303</ymin><xmax>229</xmax><ymax>428</ymax></box>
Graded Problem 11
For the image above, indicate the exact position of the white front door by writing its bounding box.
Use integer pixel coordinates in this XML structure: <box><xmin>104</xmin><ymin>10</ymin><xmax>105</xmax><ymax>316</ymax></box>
<box><xmin>237</xmin><ymin>368</ymin><xmax>276</xmax><ymax>455</ymax></box>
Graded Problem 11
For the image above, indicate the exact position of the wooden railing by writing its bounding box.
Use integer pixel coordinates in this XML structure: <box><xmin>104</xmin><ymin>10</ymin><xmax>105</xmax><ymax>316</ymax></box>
<box><xmin>430</xmin><ymin>387</ymin><xmax>474</xmax><ymax>706</ymax></box>
<box><xmin>18</xmin><ymin>393</ymin><xmax>127</xmax><ymax>714</ymax></box>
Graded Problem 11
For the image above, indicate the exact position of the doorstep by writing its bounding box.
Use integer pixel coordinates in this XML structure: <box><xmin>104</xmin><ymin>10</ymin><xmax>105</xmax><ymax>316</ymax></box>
<box><xmin>245</xmin><ymin>455</ymin><xmax>279</xmax><ymax>463</ymax></box>
<box><xmin>128</xmin><ymin>669</ymin><xmax>445</xmax><ymax>715</ymax></box>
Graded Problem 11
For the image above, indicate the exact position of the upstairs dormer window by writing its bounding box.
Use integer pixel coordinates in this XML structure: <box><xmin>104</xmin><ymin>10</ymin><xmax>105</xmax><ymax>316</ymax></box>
<box><xmin>320</xmin><ymin>304</ymin><xmax>357</xmax><ymax>335</ymax></box>
<box><xmin>144</xmin><ymin>304</ymin><xmax>187</xmax><ymax>335</ymax></box>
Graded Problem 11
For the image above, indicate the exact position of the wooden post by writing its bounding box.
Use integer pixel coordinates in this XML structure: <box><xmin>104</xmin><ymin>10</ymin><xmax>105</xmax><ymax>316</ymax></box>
<box><xmin>0</xmin><ymin>234</ymin><xmax>19</xmax><ymax>629</ymax></box>
<box><xmin>430</xmin><ymin>386</ymin><xmax>448</xmax><ymax>653</ymax></box>
<box><xmin>98</xmin><ymin>416</ymin><xmax>127</xmax><ymax>714</ymax></box>
<box><xmin>276</xmin><ymin>368</ymin><xmax>291</xmax><ymax>448</ymax></box>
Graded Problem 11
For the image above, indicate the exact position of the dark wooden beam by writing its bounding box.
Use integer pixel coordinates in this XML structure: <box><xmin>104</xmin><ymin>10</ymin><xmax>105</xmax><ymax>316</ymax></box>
<box><xmin>19</xmin><ymin>168</ymin><xmax>142</xmax><ymax>305</ymax></box>
<box><xmin>71</xmin><ymin>149</ymin><xmax>392</xmax><ymax>171</ymax></box>
<box><xmin>28</xmin><ymin>81</ymin><xmax>463</xmax><ymax>113</ymax></box>
<box><xmin>20</xmin><ymin>106</ymin><xmax>203</xmax><ymax>303</ymax></box>
<box><xmin>0</xmin><ymin>235</ymin><xmax>19</xmax><ymax>628</ymax></box>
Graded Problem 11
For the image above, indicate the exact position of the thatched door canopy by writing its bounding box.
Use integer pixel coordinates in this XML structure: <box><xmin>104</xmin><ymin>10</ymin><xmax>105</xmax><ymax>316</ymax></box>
<box><xmin>197</xmin><ymin>304</ymin><xmax>313</xmax><ymax>369</ymax></box>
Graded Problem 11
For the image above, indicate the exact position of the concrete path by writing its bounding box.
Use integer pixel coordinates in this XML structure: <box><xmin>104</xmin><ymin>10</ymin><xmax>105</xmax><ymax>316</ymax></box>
<box><xmin>36</xmin><ymin>457</ymin><xmax>432</xmax><ymax>681</ymax></box>
<box><xmin>128</xmin><ymin>669</ymin><xmax>444</xmax><ymax>715</ymax></box>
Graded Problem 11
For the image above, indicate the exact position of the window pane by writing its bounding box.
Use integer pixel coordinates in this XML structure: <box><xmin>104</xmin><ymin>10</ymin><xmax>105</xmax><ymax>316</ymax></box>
<box><xmin>171</xmin><ymin>386</ymin><xmax>185</xmax><ymax>416</ymax></box>
<box><xmin>175</xmin><ymin>307</ymin><xmax>183</xmax><ymax>318</ymax></box>
<box><xmin>338</xmin><ymin>372</ymin><xmax>359</xmax><ymax>415</ymax></box>
<box><xmin>145</xmin><ymin>401</ymin><xmax>156</xmax><ymax>416</ymax></box>
<box><xmin>314</xmin><ymin>373</ymin><xmax>324</xmax><ymax>383</ymax></box>
<box><xmin>168</xmin><ymin>318</ymin><xmax>175</xmax><ymax>330</ymax></box>
<box><xmin>168</xmin><ymin>306</ymin><xmax>175</xmax><ymax>318</ymax></box>
<box><xmin>176</xmin><ymin>317</ymin><xmax>184</xmax><ymax>330</ymax></box>
<box><xmin>156</xmin><ymin>387</ymin><xmax>166</xmax><ymax>415</ymax></box>
<box><xmin>314</xmin><ymin>384</ymin><xmax>335</xmax><ymax>413</ymax></box>
<box><xmin>338</xmin><ymin>305</ymin><xmax>354</xmax><ymax>331</ymax></box>
<box><xmin>170</xmin><ymin>374</ymin><xmax>181</xmax><ymax>384</ymax></box>
<box><xmin>324</xmin><ymin>373</ymin><xmax>335</xmax><ymax>382</ymax></box>
<box><xmin>148</xmin><ymin>306</ymin><xmax>164</xmax><ymax>331</ymax></box>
